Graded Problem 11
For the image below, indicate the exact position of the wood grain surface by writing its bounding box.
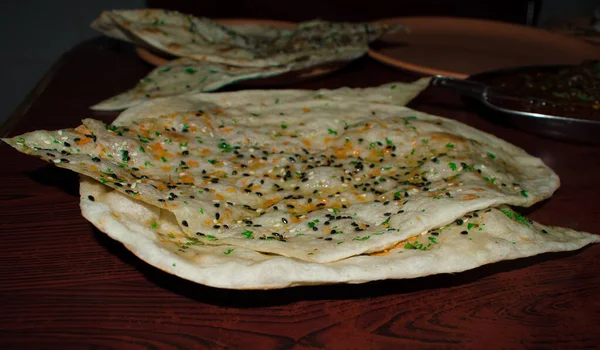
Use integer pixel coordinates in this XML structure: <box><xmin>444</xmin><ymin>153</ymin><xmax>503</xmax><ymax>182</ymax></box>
<box><xmin>0</xmin><ymin>37</ymin><xmax>599</xmax><ymax>349</ymax></box>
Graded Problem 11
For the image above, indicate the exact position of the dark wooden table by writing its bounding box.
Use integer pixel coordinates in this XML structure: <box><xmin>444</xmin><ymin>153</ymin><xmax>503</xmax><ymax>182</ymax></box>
<box><xmin>1</xmin><ymin>37</ymin><xmax>599</xmax><ymax>349</ymax></box>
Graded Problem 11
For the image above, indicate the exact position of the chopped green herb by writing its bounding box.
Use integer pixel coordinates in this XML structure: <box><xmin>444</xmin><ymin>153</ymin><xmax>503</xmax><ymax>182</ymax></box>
<box><xmin>449</xmin><ymin>162</ymin><xmax>457</xmax><ymax>171</ymax></box>
<box><xmin>521</xmin><ymin>189</ymin><xmax>529</xmax><ymax>198</ymax></box>
<box><xmin>499</xmin><ymin>209</ymin><xmax>530</xmax><ymax>227</ymax></box>
<box><xmin>121</xmin><ymin>150</ymin><xmax>130</xmax><ymax>162</ymax></box>
<box><xmin>242</xmin><ymin>230</ymin><xmax>254</xmax><ymax>239</ymax></box>
<box><xmin>184</xmin><ymin>68</ymin><xmax>197</xmax><ymax>74</ymax></box>
<box><xmin>353</xmin><ymin>236</ymin><xmax>370</xmax><ymax>241</ymax></box>
<box><xmin>328</xmin><ymin>128</ymin><xmax>338</xmax><ymax>135</ymax></box>
<box><xmin>446</xmin><ymin>143</ymin><xmax>454</xmax><ymax>149</ymax></box>
<box><xmin>487</xmin><ymin>152</ymin><xmax>496</xmax><ymax>159</ymax></box>
<box><xmin>224</xmin><ymin>248</ymin><xmax>234</xmax><ymax>255</ymax></box>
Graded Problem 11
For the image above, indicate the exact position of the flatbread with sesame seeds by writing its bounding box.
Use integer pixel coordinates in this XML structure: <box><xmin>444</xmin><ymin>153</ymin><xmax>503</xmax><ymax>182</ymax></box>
<box><xmin>90</xmin><ymin>58</ymin><xmax>292</xmax><ymax>111</ymax></box>
<box><xmin>89</xmin><ymin>10</ymin><xmax>405</xmax><ymax>111</ymax></box>
<box><xmin>91</xmin><ymin>9</ymin><xmax>403</xmax><ymax>68</ymax></box>
<box><xmin>3</xmin><ymin>80</ymin><xmax>571</xmax><ymax>264</ymax></box>
<box><xmin>77</xmin><ymin>176</ymin><xmax>600</xmax><ymax>289</ymax></box>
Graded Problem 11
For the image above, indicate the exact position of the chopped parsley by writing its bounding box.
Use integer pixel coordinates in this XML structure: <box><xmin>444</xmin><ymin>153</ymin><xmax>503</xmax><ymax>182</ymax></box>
<box><xmin>353</xmin><ymin>236</ymin><xmax>370</xmax><ymax>241</ymax></box>
<box><xmin>499</xmin><ymin>209</ymin><xmax>530</xmax><ymax>227</ymax></box>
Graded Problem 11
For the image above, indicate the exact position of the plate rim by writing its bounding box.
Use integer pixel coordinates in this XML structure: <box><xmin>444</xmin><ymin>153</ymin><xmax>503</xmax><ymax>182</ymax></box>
<box><xmin>368</xmin><ymin>16</ymin><xmax>600</xmax><ymax>78</ymax></box>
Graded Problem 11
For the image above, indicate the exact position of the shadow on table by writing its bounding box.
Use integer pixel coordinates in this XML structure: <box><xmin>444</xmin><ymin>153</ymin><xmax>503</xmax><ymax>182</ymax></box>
<box><xmin>92</xmin><ymin>224</ymin><xmax>582</xmax><ymax>309</ymax></box>
<box><xmin>25</xmin><ymin>164</ymin><xmax>80</xmax><ymax>197</ymax></box>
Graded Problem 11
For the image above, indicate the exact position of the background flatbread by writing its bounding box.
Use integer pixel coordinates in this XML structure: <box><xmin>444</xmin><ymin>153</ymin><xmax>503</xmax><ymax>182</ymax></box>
<box><xmin>91</xmin><ymin>9</ymin><xmax>403</xmax><ymax>67</ymax></box>
<box><xmin>91</xmin><ymin>58</ymin><xmax>290</xmax><ymax>111</ymax></box>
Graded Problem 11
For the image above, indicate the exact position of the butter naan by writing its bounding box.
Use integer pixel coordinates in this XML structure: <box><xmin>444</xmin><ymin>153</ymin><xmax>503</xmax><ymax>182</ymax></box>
<box><xmin>5</xmin><ymin>80</ymin><xmax>574</xmax><ymax>265</ymax></box>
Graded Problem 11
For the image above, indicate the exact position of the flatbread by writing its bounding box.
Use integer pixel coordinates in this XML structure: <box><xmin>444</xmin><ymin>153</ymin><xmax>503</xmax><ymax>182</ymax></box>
<box><xmin>3</xmin><ymin>80</ymin><xmax>563</xmax><ymax>264</ymax></box>
<box><xmin>91</xmin><ymin>58</ymin><xmax>290</xmax><ymax>111</ymax></box>
<box><xmin>91</xmin><ymin>9</ymin><xmax>403</xmax><ymax>67</ymax></box>
<box><xmin>79</xmin><ymin>176</ymin><xmax>599</xmax><ymax>289</ymax></box>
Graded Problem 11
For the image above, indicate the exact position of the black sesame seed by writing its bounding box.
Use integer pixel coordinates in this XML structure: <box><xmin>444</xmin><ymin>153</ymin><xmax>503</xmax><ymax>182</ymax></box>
<box><xmin>215</xmin><ymin>212</ymin><xmax>220</xmax><ymax>220</ymax></box>
<box><xmin>461</xmin><ymin>230</ymin><xmax>468</xmax><ymax>235</ymax></box>
<box><xmin>431</xmin><ymin>231</ymin><xmax>439</xmax><ymax>236</ymax></box>
<box><xmin>181</xmin><ymin>220</ymin><xmax>189</xmax><ymax>227</ymax></box>
<box><xmin>282</xmin><ymin>218</ymin><xmax>288</xmax><ymax>224</ymax></box>
<box><xmin>87</xmin><ymin>195</ymin><xmax>95</xmax><ymax>201</ymax></box>
<box><xmin>456</xmin><ymin>219</ymin><xmax>464</xmax><ymax>225</ymax></box>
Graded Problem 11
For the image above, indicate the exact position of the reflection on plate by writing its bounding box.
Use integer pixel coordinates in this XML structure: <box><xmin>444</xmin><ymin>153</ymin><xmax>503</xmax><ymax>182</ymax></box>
<box><xmin>135</xmin><ymin>18</ymin><xmax>346</xmax><ymax>87</ymax></box>
<box><xmin>368</xmin><ymin>17</ymin><xmax>600</xmax><ymax>79</ymax></box>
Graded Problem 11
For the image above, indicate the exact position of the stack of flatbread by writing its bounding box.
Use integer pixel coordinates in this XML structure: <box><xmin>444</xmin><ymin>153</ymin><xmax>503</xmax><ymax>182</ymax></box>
<box><xmin>90</xmin><ymin>9</ymin><xmax>403</xmax><ymax>110</ymax></box>
<box><xmin>4</xmin><ymin>80</ymin><xmax>598</xmax><ymax>289</ymax></box>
